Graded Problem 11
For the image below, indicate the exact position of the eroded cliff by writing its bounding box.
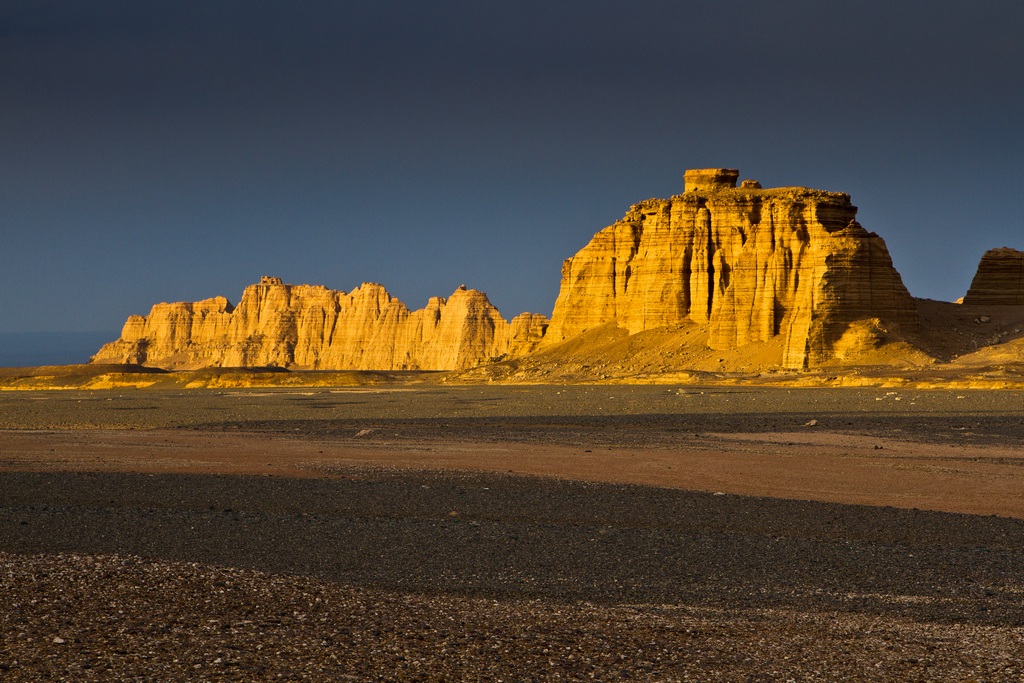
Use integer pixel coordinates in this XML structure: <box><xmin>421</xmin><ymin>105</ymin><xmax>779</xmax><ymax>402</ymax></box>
<box><xmin>544</xmin><ymin>169</ymin><xmax>919</xmax><ymax>368</ymax></box>
<box><xmin>963</xmin><ymin>248</ymin><xmax>1024</xmax><ymax>305</ymax></box>
<box><xmin>92</xmin><ymin>277</ymin><xmax>548</xmax><ymax>371</ymax></box>
<box><xmin>94</xmin><ymin>168</ymin><xmax>1020</xmax><ymax>376</ymax></box>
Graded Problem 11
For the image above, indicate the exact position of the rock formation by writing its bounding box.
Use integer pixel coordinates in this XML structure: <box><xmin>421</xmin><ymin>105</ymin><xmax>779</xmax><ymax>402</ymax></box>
<box><xmin>95</xmin><ymin>168</ymin><xmax>985</xmax><ymax>375</ymax></box>
<box><xmin>92</xmin><ymin>277</ymin><xmax>548</xmax><ymax>371</ymax></box>
<box><xmin>544</xmin><ymin>169</ymin><xmax>919</xmax><ymax>368</ymax></box>
<box><xmin>962</xmin><ymin>248</ymin><xmax>1024</xmax><ymax>305</ymax></box>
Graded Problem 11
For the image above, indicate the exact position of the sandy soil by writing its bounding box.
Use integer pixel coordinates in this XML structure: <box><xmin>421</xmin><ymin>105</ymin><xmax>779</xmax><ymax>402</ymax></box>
<box><xmin>2</xmin><ymin>384</ymin><xmax>1022</xmax><ymax>517</ymax></box>
<box><xmin>2</xmin><ymin>427</ymin><xmax>1024</xmax><ymax>519</ymax></box>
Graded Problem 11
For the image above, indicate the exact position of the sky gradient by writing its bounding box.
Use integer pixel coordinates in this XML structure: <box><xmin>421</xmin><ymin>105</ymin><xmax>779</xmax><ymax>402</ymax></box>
<box><xmin>3</xmin><ymin>1</ymin><xmax>1023</xmax><ymax>351</ymax></box>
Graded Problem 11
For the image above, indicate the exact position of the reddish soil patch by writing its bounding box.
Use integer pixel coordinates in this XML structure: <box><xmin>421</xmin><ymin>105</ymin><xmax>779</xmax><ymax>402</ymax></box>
<box><xmin>2</xmin><ymin>429</ymin><xmax>1022</xmax><ymax>518</ymax></box>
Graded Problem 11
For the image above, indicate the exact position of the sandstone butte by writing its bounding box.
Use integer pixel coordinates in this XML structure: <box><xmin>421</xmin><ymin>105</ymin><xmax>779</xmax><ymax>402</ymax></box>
<box><xmin>92</xmin><ymin>169</ymin><xmax>1021</xmax><ymax>372</ymax></box>
<box><xmin>544</xmin><ymin>169</ymin><xmax>919</xmax><ymax>368</ymax></box>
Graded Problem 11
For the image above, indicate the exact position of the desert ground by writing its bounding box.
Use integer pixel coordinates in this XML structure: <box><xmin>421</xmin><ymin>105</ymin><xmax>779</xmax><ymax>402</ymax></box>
<box><xmin>2</xmin><ymin>383</ymin><xmax>1024</xmax><ymax>681</ymax></box>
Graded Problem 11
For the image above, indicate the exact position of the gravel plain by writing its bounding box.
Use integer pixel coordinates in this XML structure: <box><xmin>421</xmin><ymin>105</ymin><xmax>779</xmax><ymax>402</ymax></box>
<box><xmin>2</xmin><ymin>385</ymin><xmax>1023</xmax><ymax>681</ymax></box>
<box><xmin>4</xmin><ymin>551</ymin><xmax>1023</xmax><ymax>682</ymax></box>
<box><xmin>2</xmin><ymin>385</ymin><xmax>1022</xmax><ymax>447</ymax></box>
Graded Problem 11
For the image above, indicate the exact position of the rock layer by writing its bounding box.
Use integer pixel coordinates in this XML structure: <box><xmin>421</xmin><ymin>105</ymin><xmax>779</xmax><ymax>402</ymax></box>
<box><xmin>544</xmin><ymin>170</ymin><xmax>919</xmax><ymax>368</ymax></box>
<box><xmin>92</xmin><ymin>277</ymin><xmax>548</xmax><ymax>371</ymax></box>
<box><xmin>963</xmin><ymin>248</ymin><xmax>1024</xmax><ymax>305</ymax></box>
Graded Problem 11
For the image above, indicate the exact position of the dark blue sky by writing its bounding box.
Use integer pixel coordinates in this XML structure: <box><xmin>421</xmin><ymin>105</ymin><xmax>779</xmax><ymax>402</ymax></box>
<box><xmin>3</xmin><ymin>1</ymin><xmax>1023</xmax><ymax>337</ymax></box>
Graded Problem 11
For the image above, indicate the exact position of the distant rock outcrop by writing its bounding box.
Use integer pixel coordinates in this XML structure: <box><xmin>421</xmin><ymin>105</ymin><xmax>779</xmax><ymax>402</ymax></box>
<box><xmin>92</xmin><ymin>277</ymin><xmax>548</xmax><ymax>371</ymax></box>
<box><xmin>544</xmin><ymin>169</ymin><xmax>919</xmax><ymax>368</ymax></box>
<box><xmin>98</xmin><ymin>168</ymin><xmax>1014</xmax><ymax>376</ymax></box>
<box><xmin>963</xmin><ymin>248</ymin><xmax>1024</xmax><ymax>305</ymax></box>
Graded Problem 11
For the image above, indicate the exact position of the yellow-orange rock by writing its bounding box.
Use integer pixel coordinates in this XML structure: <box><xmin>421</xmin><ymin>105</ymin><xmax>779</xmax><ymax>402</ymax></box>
<box><xmin>962</xmin><ymin>247</ymin><xmax>1024</xmax><ymax>305</ymax></box>
<box><xmin>505</xmin><ymin>313</ymin><xmax>550</xmax><ymax>358</ymax></box>
<box><xmin>92</xmin><ymin>277</ymin><xmax>548</xmax><ymax>371</ymax></box>
<box><xmin>544</xmin><ymin>169</ymin><xmax>918</xmax><ymax>368</ymax></box>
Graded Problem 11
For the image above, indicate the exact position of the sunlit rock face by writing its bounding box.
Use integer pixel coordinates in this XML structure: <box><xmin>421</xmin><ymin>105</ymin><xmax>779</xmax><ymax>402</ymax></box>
<box><xmin>544</xmin><ymin>169</ymin><xmax>919</xmax><ymax>368</ymax></box>
<box><xmin>505</xmin><ymin>313</ymin><xmax>550</xmax><ymax>358</ymax></box>
<box><xmin>93</xmin><ymin>169</ymin><xmax>933</xmax><ymax>373</ymax></box>
<box><xmin>92</xmin><ymin>277</ymin><xmax>548</xmax><ymax>371</ymax></box>
<box><xmin>963</xmin><ymin>248</ymin><xmax>1024</xmax><ymax>305</ymax></box>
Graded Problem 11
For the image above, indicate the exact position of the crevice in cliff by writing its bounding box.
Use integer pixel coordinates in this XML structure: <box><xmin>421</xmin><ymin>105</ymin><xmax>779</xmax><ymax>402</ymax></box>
<box><xmin>706</xmin><ymin>257</ymin><xmax>716</xmax><ymax>321</ymax></box>
<box><xmin>325</xmin><ymin>301</ymin><xmax>342</xmax><ymax>347</ymax></box>
<box><xmin>680</xmin><ymin>246</ymin><xmax>692</xmax><ymax>318</ymax></box>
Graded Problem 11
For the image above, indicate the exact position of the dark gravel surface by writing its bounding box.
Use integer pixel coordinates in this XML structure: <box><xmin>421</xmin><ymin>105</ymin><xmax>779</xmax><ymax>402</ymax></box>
<box><xmin>221</xmin><ymin>411</ymin><xmax>1024</xmax><ymax>449</ymax></box>
<box><xmin>3</xmin><ymin>385</ymin><xmax>1024</xmax><ymax>680</ymax></box>
<box><xmin>3</xmin><ymin>469</ymin><xmax>1024</xmax><ymax>626</ymax></box>
<box><xmin>2</xmin><ymin>385</ymin><xmax>1023</xmax><ymax>446</ymax></box>
<box><xmin>4</xmin><ymin>552</ymin><xmax>1023</xmax><ymax>682</ymax></box>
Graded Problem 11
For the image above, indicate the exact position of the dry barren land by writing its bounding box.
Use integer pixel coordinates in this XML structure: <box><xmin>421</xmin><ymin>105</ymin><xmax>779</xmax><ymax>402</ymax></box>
<box><xmin>2</xmin><ymin>384</ymin><xmax>1023</xmax><ymax>681</ymax></box>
